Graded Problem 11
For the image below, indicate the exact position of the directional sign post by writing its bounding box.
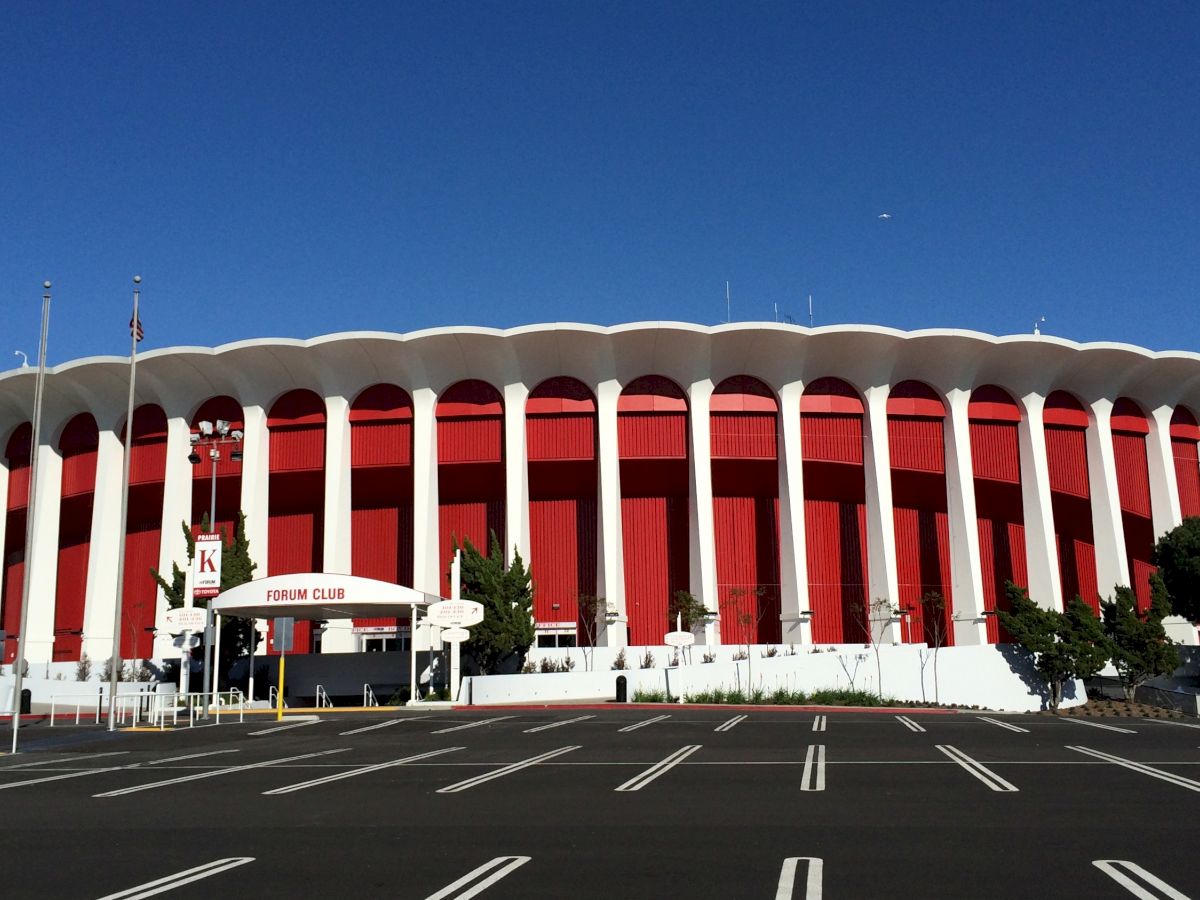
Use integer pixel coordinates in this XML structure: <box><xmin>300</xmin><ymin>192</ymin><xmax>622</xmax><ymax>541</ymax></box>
<box><xmin>273</xmin><ymin>617</ymin><xmax>294</xmax><ymax>721</ymax></box>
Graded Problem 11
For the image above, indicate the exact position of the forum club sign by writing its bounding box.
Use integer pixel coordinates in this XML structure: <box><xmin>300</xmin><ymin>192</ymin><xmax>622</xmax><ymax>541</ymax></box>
<box><xmin>211</xmin><ymin>572</ymin><xmax>436</xmax><ymax>620</ymax></box>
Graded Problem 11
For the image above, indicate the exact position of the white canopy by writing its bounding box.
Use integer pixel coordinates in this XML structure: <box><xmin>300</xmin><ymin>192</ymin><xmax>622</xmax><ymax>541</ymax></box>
<box><xmin>210</xmin><ymin>573</ymin><xmax>442</xmax><ymax>620</ymax></box>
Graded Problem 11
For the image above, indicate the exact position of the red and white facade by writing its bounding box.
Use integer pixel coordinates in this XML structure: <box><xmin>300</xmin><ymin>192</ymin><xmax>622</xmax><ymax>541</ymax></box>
<box><xmin>1</xmin><ymin>322</ymin><xmax>1198</xmax><ymax>665</ymax></box>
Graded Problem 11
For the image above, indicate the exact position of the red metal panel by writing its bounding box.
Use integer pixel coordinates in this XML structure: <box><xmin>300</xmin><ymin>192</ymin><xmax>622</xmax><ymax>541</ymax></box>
<box><xmin>1132</xmin><ymin>559</ymin><xmax>1157</xmax><ymax>613</ymax></box>
<box><xmin>619</xmin><ymin>376</ymin><xmax>688</xmax><ymax>412</ymax></box>
<box><xmin>969</xmin><ymin>421</ymin><xmax>1020</xmax><ymax>484</ymax></box>
<box><xmin>267</xmin><ymin>471</ymin><xmax>323</xmax><ymax>655</ymax></box>
<box><xmin>1044</xmin><ymin>392</ymin><xmax>1089</xmax><ymax>427</ymax></box>
<box><xmin>1171</xmin><ymin>407</ymin><xmax>1200</xmax><ymax>440</ymax></box>
<box><xmin>804</xmin><ymin>496</ymin><xmax>868</xmax><ymax>643</ymax></box>
<box><xmin>350</xmin><ymin>497</ymin><xmax>413</xmax><ymax>632</ymax></box>
<box><xmin>352</xmin><ymin>420</ymin><xmax>413</xmax><ymax>468</ymax></box>
<box><xmin>59</xmin><ymin>414</ymin><xmax>99</xmax><ymax>499</ymax></box>
<box><xmin>527</xmin><ymin>415</ymin><xmax>595</xmax><ymax>461</ymax></box>
<box><xmin>438</xmin><ymin>500</ymin><xmax>505</xmax><ymax>597</ymax></box>
<box><xmin>977</xmin><ymin>517</ymin><xmax>1027</xmax><ymax>643</ymax></box>
<box><xmin>622</xmin><ymin>494</ymin><xmax>689</xmax><ymax>645</ymax></box>
<box><xmin>529</xmin><ymin>497</ymin><xmax>597</xmax><ymax>628</ymax></box>
<box><xmin>1</xmin><ymin>507</ymin><xmax>25</xmax><ymax>662</ymax></box>
<box><xmin>1045</xmin><ymin>425</ymin><xmax>1090</xmax><ymax>498</ymax></box>
<box><xmin>618</xmin><ymin>413</ymin><xmax>687</xmax><ymax>459</ymax></box>
<box><xmin>1172</xmin><ymin>437</ymin><xmax>1200</xmax><ymax>518</ymax></box>
<box><xmin>801</xmin><ymin>413</ymin><xmax>863</xmax><ymax>465</ymax></box>
<box><xmin>1050</xmin><ymin>492</ymin><xmax>1098</xmax><ymax>611</ymax></box>
<box><xmin>710</xmin><ymin>412</ymin><xmax>777</xmax><ymax>459</ymax></box>
<box><xmin>269</xmin><ymin>425</ymin><xmax>325</xmax><ymax>472</ymax></box>
<box><xmin>892</xmin><ymin>504</ymin><xmax>954</xmax><ymax>645</ymax></box>
<box><xmin>1112</xmin><ymin>432</ymin><xmax>1152</xmax><ymax>518</ymax></box>
<box><xmin>126</xmin><ymin>406</ymin><xmax>168</xmax><ymax>487</ymax></box>
<box><xmin>711</xmin><ymin>376</ymin><xmax>778</xmax><ymax>413</ymax></box>
<box><xmin>888</xmin><ymin>382</ymin><xmax>946</xmax><ymax>418</ymax></box>
<box><xmin>53</xmin><ymin>503</ymin><xmax>90</xmax><ymax>660</ymax></box>
<box><xmin>350</xmin><ymin>384</ymin><xmax>413</xmax><ymax>422</ymax></box>
<box><xmin>713</xmin><ymin>495</ymin><xmax>782</xmax><ymax>645</ymax></box>
<box><xmin>968</xmin><ymin>385</ymin><xmax>1021</xmax><ymax>422</ymax></box>
<box><xmin>801</xmin><ymin>378</ymin><xmax>864</xmax><ymax>415</ymax></box>
<box><xmin>121</xmin><ymin>485</ymin><xmax>164</xmax><ymax>659</ymax></box>
<box><xmin>6</xmin><ymin>423</ymin><xmax>32</xmax><ymax>510</ymax></box>
<box><xmin>888</xmin><ymin>417</ymin><xmax>945</xmax><ymax>473</ymax></box>
<box><xmin>437</xmin><ymin>417</ymin><xmax>502</xmax><ymax>464</ymax></box>
<box><xmin>1111</xmin><ymin>398</ymin><xmax>1149</xmax><ymax>435</ymax></box>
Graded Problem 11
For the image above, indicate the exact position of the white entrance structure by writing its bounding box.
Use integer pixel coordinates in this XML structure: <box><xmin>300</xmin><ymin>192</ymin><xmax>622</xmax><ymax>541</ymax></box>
<box><xmin>211</xmin><ymin>573</ymin><xmax>444</xmax><ymax>704</ymax></box>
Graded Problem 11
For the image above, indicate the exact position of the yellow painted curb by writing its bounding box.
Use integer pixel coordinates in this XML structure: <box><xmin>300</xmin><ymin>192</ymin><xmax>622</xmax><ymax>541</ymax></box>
<box><xmin>119</xmin><ymin>727</ymin><xmax>174</xmax><ymax>733</ymax></box>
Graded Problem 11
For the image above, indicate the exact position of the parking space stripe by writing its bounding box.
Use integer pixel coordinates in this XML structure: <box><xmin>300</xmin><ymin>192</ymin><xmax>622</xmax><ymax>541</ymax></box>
<box><xmin>264</xmin><ymin>747</ymin><xmax>464</xmax><ymax>794</ymax></box>
<box><xmin>4</xmin><ymin>751</ymin><xmax>129</xmax><ymax>769</ymax></box>
<box><xmin>523</xmin><ymin>715</ymin><xmax>595</xmax><ymax>733</ymax></box>
<box><xmin>141</xmin><ymin>750</ymin><xmax>241</xmax><ymax>766</ymax></box>
<box><xmin>618</xmin><ymin>714</ymin><xmax>671</xmax><ymax>733</ymax></box>
<box><xmin>615</xmin><ymin>744</ymin><xmax>701</xmax><ymax>792</ymax></box>
<box><xmin>94</xmin><ymin>748</ymin><xmax>351</xmax><ymax>797</ymax></box>
<box><xmin>1068</xmin><ymin>746</ymin><xmax>1200</xmax><ymax>793</ymax></box>
<box><xmin>1062</xmin><ymin>718</ymin><xmax>1137</xmax><ymax>734</ymax></box>
<box><xmin>977</xmin><ymin>716</ymin><xmax>1030</xmax><ymax>733</ymax></box>
<box><xmin>811</xmin><ymin>716</ymin><xmax>826</xmax><ymax>733</ymax></box>
<box><xmin>1145</xmin><ymin>718</ymin><xmax>1200</xmax><ymax>730</ymax></box>
<box><xmin>714</xmin><ymin>715</ymin><xmax>747</xmax><ymax>732</ymax></box>
<box><xmin>340</xmin><ymin>719</ymin><xmax>410</xmax><ymax>736</ymax></box>
<box><xmin>775</xmin><ymin>857</ymin><xmax>823</xmax><ymax>900</ymax></box>
<box><xmin>95</xmin><ymin>857</ymin><xmax>254</xmax><ymax>900</ymax></box>
<box><xmin>424</xmin><ymin>856</ymin><xmax>531</xmax><ymax>900</ymax></box>
<box><xmin>432</xmin><ymin>716</ymin><xmax>514</xmax><ymax>734</ymax></box>
<box><xmin>896</xmin><ymin>715</ymin><xmax>925</xmax><ymax>732</ymax></box>
<box><xmin>935</xmin><ymin>745</ymin><xmax>1018</xmax><ymax>792</ymax></box>
<box><xmin>1092</xmin><ymin>860</ymin><xmax>1190</xmax><ymax>899</ymax></box>
<box><xmin>800</xmin><ymin>745</ymin><xmax>825</xmax><ymax>792</ymax></box>
<box><xmin>248</xmin><ymin>718</ymin><xmax>320</xmax><ymax>736</ymax></box>
<box><xmin>0</xmin><ymin>763</ymin><xmax>131</xmax><ymax>791</ymax></box>
<box><xmin>437</xmin><ymin>746</ymin><xmax>579</xmax><ymax>793</ymax></box>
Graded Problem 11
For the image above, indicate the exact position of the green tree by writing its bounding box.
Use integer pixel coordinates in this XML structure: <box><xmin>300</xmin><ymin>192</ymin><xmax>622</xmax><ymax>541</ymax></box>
<box><xmin>1152</xmin><ymin>516</ymin><xmax>1200</xmax><ymax>621</ymax></box>
<box><xmin>458</xmin><ymin>531</ymin><xmax>535</xmax><ymax>675</ymax></box>
<box><xmin>998</xmin><ymin>583</ymin><xmax>1109</xmax><ymax>710</ymax></box>
<box><xmin>1101</xmin><ymin>577</ymin><xmax>1180</xmax><ymax>702</ymax></box>
<box><xmin>669</xmin><ymin>590</ymin><xmax>711</xmax><ymax>633</ymax></box>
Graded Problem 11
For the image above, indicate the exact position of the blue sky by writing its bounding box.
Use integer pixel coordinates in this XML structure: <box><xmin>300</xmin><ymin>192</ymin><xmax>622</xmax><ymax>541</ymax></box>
<box><xmin>2</xmin><ymin>1</ymin><xmax>1198</xmax><ymax>367</ymax></box>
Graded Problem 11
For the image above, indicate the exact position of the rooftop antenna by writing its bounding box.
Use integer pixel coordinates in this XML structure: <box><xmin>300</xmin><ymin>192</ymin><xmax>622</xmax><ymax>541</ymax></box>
<box><xmin>725</xmin><ymin>281</ymin><xmax>731</xmax><ymax>323</ymax></box>
<box><xmin>1033</xmin><ymin>316</ymin><xmax>1045</xmax><ymax>336</ymax></box>
<box><xmin>773</xmin><ymin>301</ymin><xmax>779</xmax><ymax>323</ymax></box>
<box><xmin>14</xmin><ymin>351</ymin><xmax>28</xmax><ymax>367</ymax></box>
<box><xmin>808</xmin><ymin>294</ymin><xmax>814</xmax><ymax>328</ymax></box>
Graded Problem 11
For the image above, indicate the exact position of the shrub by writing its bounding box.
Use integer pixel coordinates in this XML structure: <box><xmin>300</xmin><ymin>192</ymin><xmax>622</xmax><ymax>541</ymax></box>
<box><xmin>731</xmin><ymin>649</ymin><xmax>748</xmax><ymax>661</ymax></box>
<box><xmin>702</xmin><ymin>651</ymin><xmax>717</xmax><ymax>663</ymax></box>
<box><xmin>639</xmin><ymin>649</ymin><xmax>656</xmax><ymax>669</ymax></box>
<box><xmin>761</xmin><ymin>646</ymin><xmax>779</xmax><ymax>658</ymax></box>
<box><xmin>612</xmin><ymin>648</ymin><xmax>628</xmax><ymax>670</ymax></box>
<box><xmin>75</xmin><ymin>653</ymin><xmax>92</xmax><ymax>682</ymax></box>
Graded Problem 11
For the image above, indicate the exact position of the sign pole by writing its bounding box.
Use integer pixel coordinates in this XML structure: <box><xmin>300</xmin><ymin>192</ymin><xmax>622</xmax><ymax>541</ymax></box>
<box><xmin>246</xmin><ymin>620</ymin><xmax>255</xmax><ymax>708</ymax></box>
<box><xmin>408</xmin><ymin>603</ymin><xmax>418</xmax><ymax>706</ymax></box>
<box><xmin>276</xmin><ymin>648</ymin><xmax>286</xmax><ymax>722</ymax></box>
<box><xmin>212</xmin><ymin>613</ymin><xmax>222</xmax><ymax>704</ymax></box>
<box><xmin>450</xmin><ymin>550</ymin><xmax>461</xmax><ymax>703</ymax></box>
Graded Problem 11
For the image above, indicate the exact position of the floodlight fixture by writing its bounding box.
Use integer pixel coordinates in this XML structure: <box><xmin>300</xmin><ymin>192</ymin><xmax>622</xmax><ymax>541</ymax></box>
<box><xmin>198</xmin><ymin>420</ymin><xmax>214</xmax><ymax>436</ymax></box>
<box><xmin>216</xmin><ymin>419</ymin><xmax>230</xmax><ymax>436</ymax></box>
<box><xmin>187</xmin><ymin>451</ymin><xmax>201</xmax><ymax>465</ymax></box>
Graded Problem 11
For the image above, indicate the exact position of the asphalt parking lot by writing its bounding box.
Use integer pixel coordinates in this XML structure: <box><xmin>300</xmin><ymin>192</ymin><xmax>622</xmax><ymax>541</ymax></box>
<box><xmin>1</xmin><ymin>707</ymin><xmax>1197</xmax><ymax>899</ymax></box>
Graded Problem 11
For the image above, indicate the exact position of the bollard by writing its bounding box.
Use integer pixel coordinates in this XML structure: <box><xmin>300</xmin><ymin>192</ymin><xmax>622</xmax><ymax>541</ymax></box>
<box><xmin>19</xmin><ymin>688</ymin><xmax>31</xmax><ymax>715</ymax></box>
<box><xmin>615</xmin><ymin>675</ymin><xmax>627</xmax><ymax>703</ymax></box>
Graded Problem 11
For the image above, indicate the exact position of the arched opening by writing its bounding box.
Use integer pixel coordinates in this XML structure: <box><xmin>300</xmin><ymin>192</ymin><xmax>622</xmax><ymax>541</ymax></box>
<box><xmin>437</xmin><ymin>380</ymin><xmax>504</xmax><ymax>596</ymax></box>
<box><xmin>619</xmin><ymin>376</ymin><xmax>690</xmax><ymax>645</ymax></box>
<box><xmin>711</xmin><ymin>376</ymin><xmax>781</xmax><ymax>645</ymax></box>
<box><xmin>54</xmin><ymin>414</ymin><xmax>99</xmax><ymax>660</ymax></box>
<box><xmin>350</xmin><ymin>384</ymin><xmax>414</xmax><ymax>650</ymax></box>
<box><xmin>267</xmin><ymin>389</ymin><xmax>325</xmax><ymax>654</ymax></box>
<box><xmin>887</xmin><ymin>381</ymin><xmax>953</xmax><ymax>645</ymax></box>
<box><xmin>1043</xmin><ymin>390</ymin><xmax>1099</xmax><ymax>611</ymax></box>
<box><xmin>527</xmin><ymin>377</ymin><xmax>597</xmax><ymax>646</ymax></box>
<box><xmin>1171</xmin><ymin>406</ymin><xmax>1200</xmax><ymax>518</ymax></box>
<box><xmin>190</xmin><ymin>397</ymin><xmax>245</xmax><ymax>540</ymax></box>
<box><xmin>801</xmin><ymin>378</ymin><xmax>868</xmax><ymax>643</ymax></box>
<box><xmin>968</xmin><ymin>386</ymin><xmax>1026</xmax><ymax>642</ymax></box>
<box><xmin>121</xmin><ymin>405</ymin><xmax>168</xmax><ymax>658</ymax></box>
<box><xmin>1111</xmin><ymin>397</ymin><xmax>1155</xmax><ymax>610</ymax></box>
<box><xmin>2</xmin><ymin>423</ymin><xmax>32</xmax><ymax>663</ymax></box>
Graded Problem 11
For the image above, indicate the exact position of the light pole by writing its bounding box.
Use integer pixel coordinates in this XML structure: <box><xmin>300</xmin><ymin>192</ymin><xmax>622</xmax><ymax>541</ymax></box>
<box><xmin>187</xmin><ymin>419</ymin><xmax>243</xmax><ymax>718</ymax></box>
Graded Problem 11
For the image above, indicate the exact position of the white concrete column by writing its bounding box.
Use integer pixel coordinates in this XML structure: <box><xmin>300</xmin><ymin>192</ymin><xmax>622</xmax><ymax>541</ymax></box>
<box><xmin>238</xmin><ymin>405</ymin><xmax>270</xmax><ymax>655</ymax></box>
<box><xmin>862</xmin><ymin>385</ymin><xmax>901</xmax><ymax>642</ymax></box>
<box><xmin>320</xmin><ymin>395</ymin><xmax>354</xmax><ymax>653</ymax></box>
<box><xmin>153</xmin><ymin>417</ymin><xmax>194</xmax><ymax>658</ymax></box>
<box><xmin>23</xmin><ymin>447</ymin><xmax>62</xmax><ymax>664</ymax></box>
<box><xmin>1086</xmin><ymin>399</ymin><xmax>1130</xmax><ymax>597</ymax></box>
<box><xmin>82</xmin><ymin>429</ymin><xmax>123</xmax><ymax>661</ymax></box>
<box><xmin>687</xmin><ymin>379</ymin><xmax>720</xmax><ymax>645</ymax></box>
<box><xmin>411</xmin><ymin>387</ymin><xmax>440</xmax><ymax>596</ymax></box>
<box><xmin>503</xmin><ymin>382</ymin><xmax>530</xmax><ymax>566</ymax></box>
<box><xmin>1017</xmin><ymin>393</ymin><xmax>1064</xmax><ymax>612</ymax></box>
<box><xmin>943</xmin><ymin>389</ymin><xmax>988</xmax><ymax>645</ymax></box>
<box><xmin>1147</xmin><ymin>404</ymin><xmax>1183</xmax><ymax>538</ymax></box>
<box><xmin>595</xmin><ymin>380</ymin><xmax>626</xmax><ymax>647</ymax></box>
<box><xmin>776</xmin><ymin>381</ymin><xmax>811</xmax><ymax>644</ymax></box>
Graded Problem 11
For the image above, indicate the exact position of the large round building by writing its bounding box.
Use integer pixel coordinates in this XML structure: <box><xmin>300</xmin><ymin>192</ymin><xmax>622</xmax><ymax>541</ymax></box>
<box><xmin>2</xmin><ymin>322</ymin><xmax>1199</xmax><ymax>667</ymax></box>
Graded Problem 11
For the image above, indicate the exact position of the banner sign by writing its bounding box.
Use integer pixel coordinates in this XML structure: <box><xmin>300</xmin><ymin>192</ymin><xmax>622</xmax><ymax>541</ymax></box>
<box><xmin>164</xmin><ymin>607</ymin><xmax>206</xmax><ymax>632</ymax></box>
<box><xmin>192</xmin><ymin>533</ymin><xmax>223</xmax><ymax>598</ymax></box>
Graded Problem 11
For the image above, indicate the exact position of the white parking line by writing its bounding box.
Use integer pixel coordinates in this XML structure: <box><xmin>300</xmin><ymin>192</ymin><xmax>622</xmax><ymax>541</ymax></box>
<box><xmin>775</xmin><ymin>857</ymin><xmax>823</xmax><ymax>900</ymax></box>
<box><xmin>0</xmin><ymin>763</ymin><xmax>131</xmax><ymax>791</ymax></box>
<box><xmin>144</xmin><ymin>750</ymin><xmax>241</xmax><ymax>766</ymax></box>
<box><xmin>977</xmin><ymin>716</ymin><xmax>1030</xmax><ymax>733</ymax></box>
<box><xmin>96</xmin><ymin>857</ymin><xmax>254</xmax><ymax>900</ymax></box>
<box><xmin>264</xmin><ymin>747</ymin><xmax>464</xmax><ymax>794</ymax></box>
<box><xmin>4</xmin><ymin>751</ymin><xmax>129</xmax><ymax>769</ymax></box>
<box><xmin>811</xmin><ymin>716</ymin><xmax>826</xmax><ymax>733</ymax></box>
<box><xmin>1092</xmin><ymin>860</ymin><xmax>1190</xmax><ymax>899</ymax></box>
<box><xmin>714</xmin><ymin>715</ymin><xmax>747</xmax><ymax>732</ymax></box>
<box><xmin>618</xmin><ymin>714</ymin><xmax>671</xmax><ymax>733</ymax></box>
<box><xmin>432</xmin><ymin>716</ymin><xmax>514</xmax><ymax>734</ymax></box>
<box><xmin>94</xmin><ymin>748</ymin><xmax>351</xmax><ymax>797</ymax></box>
<box><xmin>523</xmin><ymin>715</ymin><xmax>595</xmax><ymax>733</ymax></box>
<box><xmin>800</xmin><ymin>745</ymin><xmax>825</xmax><ymax>792</ymax></box>
<box><xmin>1145</xmin><ymin>718</ymin><xmax>1200</xmax><ymax>730</ymax></box>
<box><xmin>895</xmin><ymin>715</ymin><xmax>925</xmax><ymax>732</ymax></box>
<box><xmin>1068</xmin><ymin>746</ymin><xmax>1200</xmax><ymax>793</ymax></box>
<box><xmin>248</xmin><ymin>718</ymin><xmax>320</xmax><ymax>736</ymax></box>
<box><xmin>424</xmin><ymin>856</ymin><xmax>531</xmax><ymax>900</ymax></box>
<box><xmin>438</xmin><ymin>746</ymin><xmax>579</xmax><ymax>794</ymax></box>
<box><xmin>1062</xmin><ymin>718</ymin><xmax>1137</xmax><ymax>734</ymax></box>
<box><xmin>340</xmin><ymin>719</ymin><xmax>410</xmax><ymax>736</ymax></box>
<box><xmin>935</xmin><ymin>745</ymin><xmax>1018</xmax><ymax>792</ymax></box>
<box><xmin>615</xmin><ymin>745</ymin><xmax>701</xmax><ymax>792</ymax></box>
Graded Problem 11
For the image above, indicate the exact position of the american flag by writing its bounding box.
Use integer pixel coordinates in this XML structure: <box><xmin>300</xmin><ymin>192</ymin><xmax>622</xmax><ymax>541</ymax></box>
<box><xmin>129</xmin><ymin>314</ymin><xmax>144</xmax><ymax>343</ymax></box>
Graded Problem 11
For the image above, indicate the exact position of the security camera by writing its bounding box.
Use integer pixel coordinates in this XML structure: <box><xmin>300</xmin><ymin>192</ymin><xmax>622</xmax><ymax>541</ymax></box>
<box><xmin>189</xmin><ymin>433</ymin><xmax>200</xmax><ymax>445</ymax></box>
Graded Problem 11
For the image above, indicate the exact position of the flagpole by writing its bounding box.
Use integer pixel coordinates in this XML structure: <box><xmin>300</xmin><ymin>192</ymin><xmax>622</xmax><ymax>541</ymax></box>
<box><xmin>107</xmin><ymin>275</ymin><xmax>141</xmax><ymax>731</ymax></box>
<box><xmin>9</xmin><ymin>281</ymin><xmax>51</xmax><ymax>754</ymax></box>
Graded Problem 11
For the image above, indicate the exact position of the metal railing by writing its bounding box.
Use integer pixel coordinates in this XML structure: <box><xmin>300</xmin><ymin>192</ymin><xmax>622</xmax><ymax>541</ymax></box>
<box><xmin>49</xmin><ymin>688</ymin><xmax>246</xmax><ymax>729</ymax></box>
<box><xmin>49</xmin><ymin>691</ymin><xmax>109</xmax><ymax>726</ymax></box>
<box><xmin>363</xmin><ymin>684</ymin><xmax>379</xmax><ymax>707</ymax></box>
<box><xmin>315</xmin><ymin>685</ymin><xmax>333</xmax><ymax>709</ymax></box>
<box><xmin>269</xmin><ymin>685</ymin><xmax>287</xmax><ymax>710</ymax></box>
